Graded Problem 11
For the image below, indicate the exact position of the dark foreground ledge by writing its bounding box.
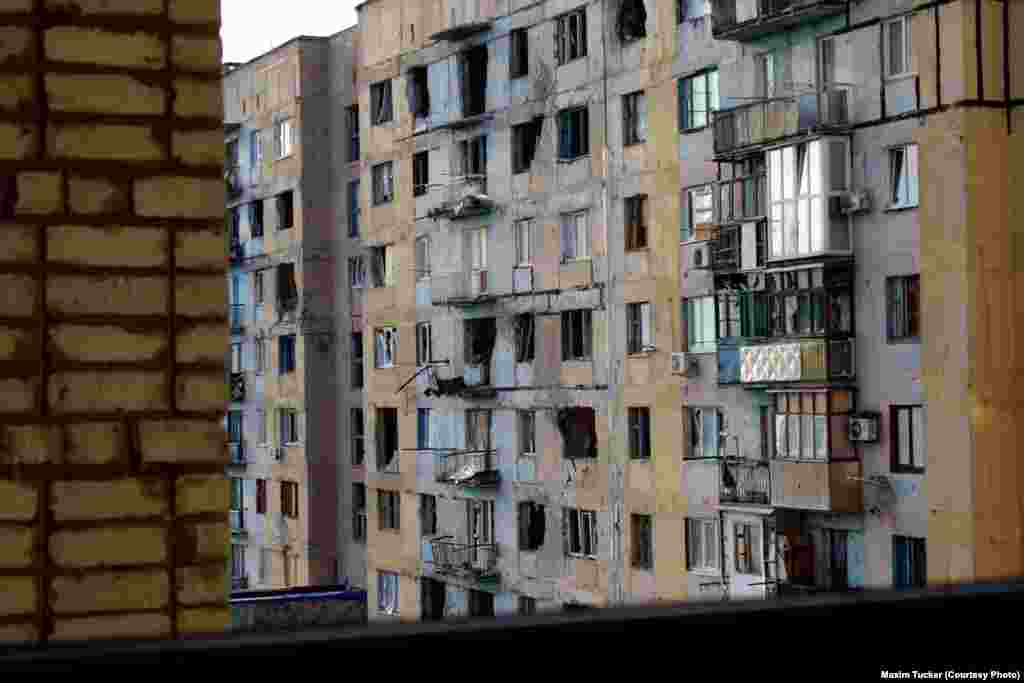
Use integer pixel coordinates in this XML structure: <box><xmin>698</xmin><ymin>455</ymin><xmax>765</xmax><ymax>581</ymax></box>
<box><xmin>2</xmin><ymin>582</ymin><xmax>1023</xmax><ymax>674</ymax></box>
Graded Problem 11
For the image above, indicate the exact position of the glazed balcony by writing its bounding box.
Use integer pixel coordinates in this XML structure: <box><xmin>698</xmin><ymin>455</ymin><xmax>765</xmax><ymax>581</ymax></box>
<box><xmin>720</xmin><ymin>458</ymin><xmax>771</xmax><ymax>506</ymax></box>
<box><xmin>711</xmin><ymin>0</ymin><xmax>848</xmax><ymax>42</ymax></box>
<box><xmin>434</xmin><ymin>450</ymin><xmax>499</xmax><ymax>488</ymax></box>
<box><xmin>739</xmin><ymin>338</ymin><xmax>854</xmax><ymax>385</ymax></box>
<box><xmin>429</xmin><ymin>537</ymin><xmax>499</xmax><ymax>579</ymax></box>
<box><xmin>711</xmin><ymin>221</ymin><xmax>767</xmax><ymax>272</ymax></box>
<box><xmin>712</xmin><ymin>90</ymin><xmax>850</xmax><ymax>158</ymax></box>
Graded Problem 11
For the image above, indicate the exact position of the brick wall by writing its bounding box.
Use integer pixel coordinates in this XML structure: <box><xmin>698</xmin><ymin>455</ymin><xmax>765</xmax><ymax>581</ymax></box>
<box><xmin>0</xmin><ymin>0</ymin><xmax>229</xmax><ymax>645</ymax></box>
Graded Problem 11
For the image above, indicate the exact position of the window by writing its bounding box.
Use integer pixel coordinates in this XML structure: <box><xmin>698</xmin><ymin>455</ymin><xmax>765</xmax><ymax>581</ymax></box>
<box><xmin>757</xmin><ymin>50</ymin><xmax>789</xmax><ymax>99</ymax></box>
<box><xmin>519</xmin><ymin>501</ymin><xmax>546</xmax><ymax>551</ymax></box>
<box><xmin>227</xmin><ymin>410</ymin><xmax>242</xmax><ymax>443</ymax></box>
<box><xmin>276</xmin><ymin>262</ymin><xmax>297</xmax><ymax>311</ymax></box>
<box><xmin>761</xmin><ymin>266</ymin><xmax>850</xmax><ymax>339</ymax></box>
<box><xmin>561</xmin><ymin>309</ymin><xmax>593</xmax><ymax>361</ymax></box>
<box><xmin>408</xmin><ymin>66</ymin><xmax>430</xmax><ymax>119</ymax></box>
<box><xmin>377</xmin><ymin>570</ymin><xmax>399</xmax><ymax>614</ymax></box>
<box><xmin>413</xmin><ymin>151</ymin><xmax>429</xmax><ymax>196</ymax></box>
<box><xmin>893</xmin><ymin>536</ymin><xmax>927</xmax><ymax>589</ymax></box>
<box><xmin>683</xmin><ymin>296</ymin><xmax>716</xmax><ymax>354</ymax></box>
<box><xmin>558</xmin><ymin>107</ymin><xmax>589</xmax><ymax>160</ymax></box>
<box><xmin>519</xmin><ymin>410</ymin><xmax>536</xmax><ymax>457</ymax></box>
<box><xmin>226</xmin><ymin>139</ymin><xmax>238</xmax><ymax>168</ymax></box>
<box><xmin>678</xmin><ymin>69</ymin><xmax>719</xmax><ymax>131</ymax></box>
<box><xmin>460</xmin><ymin>135</ymin><xmax>486</xmax><ymax>180</ymax></box>
<box><xmin>257</xmin><ymin>408</ymin><xmax>267</xmax><ymax>444</ymax></box>
<box><xmin>824</xmin><ymin>528</ymin><xmax>848</xmax><ymax>590</ymax></box>
<box><xmin>685</xmin><ymin>518</ymin><xmax>719</xmax><ymax>571</ymax></box>
<box><xmin>254</xmin><ymin>338</ymin><xmax>265</xmax><ymax>374</ymax></box>
<box><xmin>378</xmin><ymin>490</ymin><xmax>400</xmax><ymax>530</ymax></box>
<box><xmin>820</xmin><ymin>36</ymin><xmax>836</xmax><ymax>86</ymax></box>
<box><xmin>249</xmin><ymin>130</ymin><xmax>262</xmax><ymax>174</ymax></box>
<box><xmin>416</xmin><ymin>322</ymin><xmax>432</xmax><ymax>366</ymax></box>
<box><xmin>371</xmin><ymin>79</ymin><xmax>393</xmax><ymax>125</ymax></box>
<box><xmin>415</xmin><ymin>236</ymin><xmax>430</xmax><ymax>281</ymax></box>
<box><xmin>375</xmin><ymin>407</ymin><xmax>399</xmax><ymax>472</ymax></box>
<box><xmin>618</xmin><ymin>0</ymin><xmax>647</xmax><ymax>42</ymax></box>
<box><xmin>628</xmin><ymin>407</ymin><xmax>651</xmax><ymax>460</ymax></box>
<box><xmin>417</xmin><ymin>408</ymin><xmax>430</xmax><ymax>450</ymax></box>
<box><xmin>891</xmin><ymin>405</ymin><xmax>925</xmax><ymax>473</ymax></box>
<box><xmin>556</xmin><ymin>407</ymin><xmax>597</xmax><ymax>460</ymax></box>
<box><xmin>716</xmin><ymin>157</ymin><xmax>768</xmax><ymax>227</ymax></box>
<box><xmin>273</xmin><ymin>119</ymin><xmax>294</xmax><ymax>159</ymax></box>
<box><xmin>514</xmin><ymin>313</ymin><xmax>535</xmax><ymax>362</ymax></box>
<box><xmin>626</xmin><ymin>302</ymin><xmax>652</xmax><ymax>354</ymax></box>
<box><xmin>466</xmin><ymin>409</ymin><xmax>492</xmax><ymax>453</ymax></box>
<box><xmin>281</xmin><ymin>481</ymin><xmax>299</xmax><ymax>518</ymax></box>
<box><xmin>372</xmin><ymin>162</ymin><xmax>394</xmax><ymax>205</ymax></box>
<box><xmin>370</xmin><ymin>245</ymin><xmax>394</xmax><ymax>287</ymax></box>
<box><xmin>278</xmin><ymin>334</ymin><xmax>296</xmax><ymax>375</ymax></box>
<box><xmin>351</xmin><ymin>332</ymin><xmax>364</xmax><ymax>389</ymax></box>
<box><xmin>276</xmin><ymin>190</ymin><xmax>294</xmax><ymax>230</ymax></box>
<box><xmin>230</xmin><ymin>343</ymin><xmax>242</xmax><ymax>373</ymax></box>
<box><xmin>510</xmin><ymin>28</ymin><xmax>529</xmax><ymax>78</ymax></box>
<box><xmin>734</xmin><ymin>522</ymin><xmax>761</xmax><ymax>575</ymax></box>
<box><xmin>518</xmin><ymin>596</ymin><xmax>537</xmax><ymax>616</ymax></box>
<box><xmin>565</xmin><ymin>508</ymin><xmax>598</xmax><ymax>558</ymax></box>
<box><xmin>887</xmin><ymin>275</ymin><xmax>920</xmax><ymax>341</ymax></box>
<box><xmin>631</xmin><ymin>513</ymin><xmax>653</xmax><ymax>569</ymax></box>
<box><xmin>885</xmin><ymin>15</ymin><xmax>913</xmax><ymax>79</ymax></box>
<box><xmin>625</xmin><ymin>195</ymin><xmax>647</xmax><ymax>250</ymax></box>
<box><xmin>374</xmin><ymin>327</ymin><xmax>397</xmax><ymax>368</ymax></box>
<box><xmin>279</xmin><ymin>408</ymin><xmax>299</xmax><ymax>444</ymax></box>
<box><xmin>623</xmin><ymin>91</ymin><xmax>647</xmax><ymax>145</ymax></box>
<box><xmin>420</xmin><ymin>494</ymin><xmax>437</xmax><ymax>536</ymax></box>
<box><xmin>348</xmin><ymin>179</ymin><xmax>361</xmax><ymax>237</ymax></box>
<box><xmin>561</xmin><ymin>210</ymin><xmax>590</xmax><ymax>260</ymax></box>
<box><xmin>773</xmin><ymin>392</ymin><xmax>829</xmax><ymax>461</ymax></box>
<box><xmin>681</xmin><ymin>185</ymin><xmax>713</xmax><ymax>242</ymax></box>
<box><xmin>889</xmin><ymin>144</ymin><xmax>919</xmax><ymax>208</ymax></box>
<box><xmin>259</xmin><ymin>548</ymin><xmax>271</xmax><ymax>584</ymax></box>
<box><xmin>677</xmin><ymin>0</ymin><xmax>709</xmax><ymax>23</ymax></box>
<box><xmin>256</xmin><ymin>479</ymin><xmax>267</xmax><ymax>514</ymax></box>
<box><xmin>684</xmin><ymin>407</ymin><xmax>725</xmax><ymax>459</ymax></box>
<box><xmin>514</xmin><ymin>219</ymin><xmax>532</xmax><ymax>266</ymax></box>
<box><xmin>353</xmin><ymin>484</ymin><xmax>367</xmax><ymax>541</ymax></box>
<box><xmin>229</xmin><ymin>207</ymin><xmax>241</xmax><ymax>247</ymax></box>
<box><xmin>249</xmin><ymin>200</ymin><xmax>264</xmax><ymax>238</ymax></box>
<box><xmin>512</xmin><ymin>119</ymin><xmax>543</xmax><ymax>174</ymax></box>
<box><xmin>351</xmin><ymin>408</ymin><xmax>365</xmax><ymax>466</ymax></box>
<box><xmin>469</xmin><ymin>226</ymin><xmax>488</xmax><ymax>274</ymax></box>
<box><xmin>347</xmin><ymin>105</ymin><xmax>360</xmax><ymax>161</ymax></box>
<box><xmin>231</xmin><ymin>544</ymin><xmax>245</xmax><ymax>579</ymax></box>
<box><xmin>460</xmin><ymin>45</ymin><xmax>488</xmax><ymax>118</ymax></box>
<box><xmin>555</xmin><ymin>8</ymin><xmax>588</xmax><ymax>65</ymax></box>
<box><xmin>349</xmin><ymin>255</ymin><xmax>366</xmax><ymax>289</ymax></box>
<box><xmin>253</xmin><ymin>271</ymin><xmax>264</xmax><ymax>305</ymax></box>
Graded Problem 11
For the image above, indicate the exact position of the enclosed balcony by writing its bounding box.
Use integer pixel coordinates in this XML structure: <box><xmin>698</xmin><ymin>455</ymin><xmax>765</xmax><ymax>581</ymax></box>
<box><xmin>711</xmin><ymin>0</ymin><xmax>848</xmax><ymax>42</ymax></box>
<box><xmin>711</xmin><ymin>221</ymin><xmax>767</xmax><ymax>272</ymax></box>
<box><xmin>434</xmin><ymin>449</ymin><xmax>499</xmax><ymax>488</ymax></box>
<box><xmin>712</xmin><ymin>90</ymin><xmax>850</xmax><ymax>158</ymax></box>
<box><xmin>720</xmin><ymin>458</ymin><xmax>771</xmax><ymax>505</ymax></box>
<box><xmin>739</xmin><ymin>338</ymin><xmax>853</xmax><ymax>384</ymax></box>
<box><xmin>429</xmin><ymin>537</ymin><xmax>499</xmax><ymax>579</ymax></box>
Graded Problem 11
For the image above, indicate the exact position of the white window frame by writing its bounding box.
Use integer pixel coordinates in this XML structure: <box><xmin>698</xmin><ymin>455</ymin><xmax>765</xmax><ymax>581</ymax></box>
<box><xmin>687</xmin><ymin>406</ymin><xmax>725</xmax><ymax>459</ymax></box>
<box><xmin>519</xmin><ymin>409</ymin><xmax>536</xmax><ymax>457</ymax></box>
<box><xmin>416</xmin><ymin>322</ymin><xmax>432</xmax><ymax>366</ymax></box>
<box><xmin>375</xmin><ymin>327</ymin><xmax>397</xmax><ymax>369</ymax></box>
<box><xmin>274</xmin><ymin>118</ymin><xmax>294</xmax><ymax>160</ymax></box>
<box><xmin>561</xmin><ymin>210</ymin><xmax>590</xmax><ymax>261</ymax></box>
<box><xmin>515</xmin><ymin>219</ymin><xmax>533</xmax><ymax>267</ymax></box>
<box><xmin>686</xmin><ymin>518</ymin><xmax>720</xmax><ymax>572</ymax></box>
<box><xmin>469</xmin><ymin>227</ymin><xmax>488</xmax><ymax>271</ymax></box>
<box><xmin>682</xmin><ymin>185</ymin><xmax>713</xmax><ymax>242</ymax></box>
<box><xmin>684</xmin><ymin>296</ymin><xmax>716</xmax><ymax>354</ymax></box>
<box><xmin>893</xmin><ymin>404</ymin><xmax>926</xmax><ymax>472</ymax></box>
<box><xmin>377</xmin><ymin>570</ymin><xmax>399</xmax><ymax>615</ymax></box>
<box><xmin>415</xmin><ymin>235</ymin><xmax>431</xmax><ymax>281</ymax></box>
<box><xmin>566</xmin><ymin>508</ymin><xmax>598</xmax><ymax>559</ymax></box>
<box><xmin>627</xmin><ymin>301</ymin><xmax>653</xmax><ymax>354</ymax></box>
<box><xmin>884</xmin><ymin>15</ymin><xmax>914</xmax><ymax>80</ymax></box>
<box><xmin>349</xmin><ymin>255</ymin><xmax>366</xmax><ymax>289</ymax></box>
<box><xmin>888</xmin><ymin>143</ymin><xmax>919</xmax><ymax>209</ymax></box>
<box><xmin>773</xmin><ymin>392</ymin><xmax>829</xmax><ymax>462</ymax></box>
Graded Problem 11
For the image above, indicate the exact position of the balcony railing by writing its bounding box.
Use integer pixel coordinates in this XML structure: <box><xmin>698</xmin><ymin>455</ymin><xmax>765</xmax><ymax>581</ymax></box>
<box><xmin>230</xmin><ymin>372</ymin><xmax>246</xmax><ymax>402</ymax></box>
<box><xmin>740</xmin><ymin>339</ymin><xmax>854</xmax><ymax>384</ymax></box>
<box><xmin>712</xmin><ymin>90</ymin><xmax>849</xmax><ymax>157</ymax></box>
<box><xmin>229</xmin><ymin>441</ymin><xmax>246</xmax><ymax>466</ymax></box>
<box><xmin>711</xmin><ymin>0</ymin><xmax>848</xmax><ymax>41</ymax></box>
<box><xmin>435</xmin><ymin>449</ymin><xmax>499</xmax><ymax>487</ymax></box>
<box><xmin>425</xmin><ymin>175</ymin><xmax>495</xmax><ymax>221</ymax></box>
<box><xmin>429</xmin><ymin>537</ymin><xmax>499</xmax><ymax>578</ymax></box>
<box><xmin>721</xmin><ymin>459</ymin><xmax>771</xmax><ymax>505</ymax></box>
<box><xmin>230</xmin><ymin>304</ymin><xmax>245</xmax><ymax>333</ymax></box>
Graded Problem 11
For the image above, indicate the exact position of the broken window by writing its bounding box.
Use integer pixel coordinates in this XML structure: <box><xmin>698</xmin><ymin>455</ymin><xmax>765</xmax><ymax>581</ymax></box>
<box><xmin>347</xmin><ymin>105</ymin><xmax>360</xmax><ymax>161</ymax></box>
<box><xmin>464</xmin><ymin>318</ymin><xmax>497</xmax><ymax>384</ymax></box>
<box><xmin>512</xmin><ymin>118</ymin><xmax>543</xmax><ymax>174</ymax></box>
<box><xmin>276</xmin><ymin>262</ymin><xmax>297</xmax><ymax>311</ymax></box>
<box><xmin>378</xmin><ymin>490</ymin><xmax>400</xmax><ymax>529</ymax></box>
<box><xmin>618</xmin><ymin>0</ymin><xmax>647</xmax><ymax>43</ymax></box>
<box><xmin>351</xmin><ymin>407</ymin><xmax>365</xmax><ymax>465</ymax></box>
<box><xmin>460</xmin><ymin>44</ymin><xmax>488</xmax><ymax>118</ymax></box>
<box><xmin>369</xmin><ymin>245</ymin><xmax>394</xmax><ymax>287</ymax></box>
<box><xmin>510</xmin><ymin>27</ymin><xmax>529</xmax><ymax>78</ymax></box>
<box><xmin>374</xmin><ymin>327</ymin><xmax>397</xmax><ymax>369</ymax></box>
<box><xmin>628</xmin><ymin>407</ymin><xmax>651</xmax><ymax>460</ymax></box>
<box><xmin>685</xmin><ymin>518</ymin><xmax>719</xmax><ymax>571</ymax></box>
<box><xmin>626</xmin><ymin>302</ymin><xmax>652</xmax><ymax>354</ymax></box>
<box><xmin>372</xmin><ymin>161</ymin><xmax>394</xmax><ymax>204</ymax></box>
<box><xmin>622</xmin><ymin>90</ymin><xmax>647</xmax><ymax>145</ymax></box>
<box><xmin>555</xmin><ymin>8</ymin><xmax>588</xmax><ymax>66</ymax></box>
<box><xmin>561</xmin><ymin>210</ymin><xmax>589</xmax><ymax>261</ymax></box>
<box><xmin>413</xmin><ymin>151</ymin><xmax>429</xmax><ymax>196</ymax></box>
<box><xmin>564</xmin><ymin>508</ymin><xmax>598</xmax><ymax>558</ymax></box>
<box><xmin>678</xmin><ymin>69</ymin><xmax>719</xmax><ymax>131</ymax></box>
<box><xmin>407</xmin><ymin>65</ymin><xmax>430</xmax><ymax>119</ymax></box>
<box><xmin>249</xmin><ymin>200</ymin><xmax>264</xmax><ymax>238</ymax></box>
<box><xmin>375</xmin><ymin>407</ymin><xmax>399</xmax><ymax>472</ymax></box>
<box><xmin>371</xmin><ymin>79</ymin><xmax>393</xmax><ymax>125</ymax></box>
<box><xmin>348</xmin><ymin>179</ymin><xmax>361</xmax><ymax>237</ymax></box>
<box><xmin>556</xmin><ymin>407</ymin><xmax>597</xmax><ymax>460</ymax></box>
<box><xmin>461</xmin><ymin>135</ymin><xmax>487</xmax><ymax>179</ymax></box>
<box><xmin>558</xmin><ymin>106</ymin><xmax>589</xmax><ymax>160</ymax></box>
<box><xmin>515</xmin><ymin>313</ymin><xmax>535</xmax><ymax>363</ymax></box>
<box><xmin>273</xmin><ymin>118</ymin><xmax>294</xmax><ymax>159</ymax></box>
<box><xmin>561</xmin><ymin>309</ymin><xmax>592</xmax><ymax>361</ymax></box>
<box><xmin>519</xmin><ymin>501</ymin><xmax>546</xmax><ymax>551</ymax></box>
<box><xmin>893</xmin><ymin>535</ymin><xmax>927</xmax><ymax>589</ymax></box>
<box><xmin>625</xmin><ymin>194</ymin><xmax>647</xmax><ymax>250</ymax></box>
<box><xmin>353</xmin><ymin>483</ymin><xmax>367</xmax><ymax>540</ymax></box>
<box><xmin>631</xmin><ymin>513</ymin><xmax>653</xmax><ymax>569</ymax></box>
<box><xmin>416</xmin><ymin>321</ymin><xmax>432</xmax><ymax>366</ymax></box>
<box><xmin>276</xmin><ymin>190</ymin><xmax>294</xmax><ymax>230</ymax></box>
<box><xmin>684</xmin><ymin>407</ymin><xmax>725</xmax><ymax>459</ymax></box>
<box><xmin>420</xmin><ymin>493</ymin><xmax>437</xmax><ymax>536</ymax></box>
<box><xmin>350</xmin><ymin>333</ymin><xmax>364</xmax><ymax>389</ymax></box>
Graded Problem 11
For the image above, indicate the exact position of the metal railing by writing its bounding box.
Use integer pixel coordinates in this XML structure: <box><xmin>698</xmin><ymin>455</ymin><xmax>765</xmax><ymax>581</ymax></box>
<box><xmin>230</xmin><ymin>304</ymin><xmax>246</xmax><ymax>333</ymax></box>
<box><xmin>720</xmin><ymin>459</ymin><xmax>771</xmax><ymax>505</ymax></box>
<box><xmin>712</xmin><ymin>89</ymin><xmax>849</xmax><ymax>156</ymax></box>
<box><xmin>711</xmin><ymin>0</ymin><xmax>846</xmax><ymax>39</ymax></box>
<box><xmin>429</xmin><ymin>537</ymin><xmax>498</xmax><ymax>577</ymax></box>
<box><xmin>434</xmin><ymin>450</ymin><xmax>497</xmax><ymax>485</ymax></box>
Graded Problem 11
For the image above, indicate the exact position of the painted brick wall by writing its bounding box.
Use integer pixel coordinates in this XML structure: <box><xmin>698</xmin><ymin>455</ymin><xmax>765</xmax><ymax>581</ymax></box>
<box><xmin>0</xmin><ymin>0</ymin><xmax>229</xmax><ymax>645</ymax></box>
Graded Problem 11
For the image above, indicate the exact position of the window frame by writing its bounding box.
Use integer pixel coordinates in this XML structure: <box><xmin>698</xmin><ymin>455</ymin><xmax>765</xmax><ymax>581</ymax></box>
<box><xmin>886</xmin><ymin>274</ymin><xmax>921</xmax><ymax>342</ymax></box>
<box><xmin>514</xmin><ymin>218</ymin><xmax>533</xmax><ymax>267</ymax></box>
<box><xmin>256</xmin><ymin>478</ymin><xmax>266</xmax><ymax>514</ymax></box>
<box><xmin>349</xmin><ymin>255</ymin><xmax>366</xmax><ymax>289</ymax></box>
<box><xmin>253</xmin><ymin>270</ymin><xmax>264</xmax><ymax>306</ymax></box>
<box><xmin>772</xmin><ymin>391</ymin><xmax>832</xmax><ymax>462</ymax></box>
<box><xmin>683</xmin><ymin>296</ymin><xmax>717</xmax><ymax>354</ymax></box>
<box><xmin>565</xmin><ymin>508</ymin><xmax>598</xmax><ymax>559</ymax></box>
<box><xmin>561</xmin><ymin>309</ymin><xmax>593</xmax><ymax>361</ymax></box>
<box><xmin>276</xmin><ymin>190</ymin><xmax>294</xmax><ymax>230</ymax></box>
<box><xmin>893</xmin><ymin>535</ymin><xmax>927</xmax><ymax>589</ymax></box>
<box><xmin>257</xmin><ymin>408</ymin><xmax>267</xmax><ymax>445</ymax></box>
<box><xmin>622</xmin><ymin>90</ymin><xmax>648</xmax><ymax>146</ymax></box>
<box><xmin>624</xmin><ymin>194</ymin><xmax>648</xmax><ymax>250</ymax></box>
<box><xmin>372</xmin><ymin>161</ymin><xmax>395</xmax><ymax>205</ymax></box>
<box><xmin>555</xmin><ymin>8</ymin><xmax>588</xmax><ymax>66</ymax></box>
<box><xmin>348</xmin><ymin>179</ymin><xmax>361</xmax><ymax>237</ymax></box>
<box><xmin>378</xmin><ymin>490</ymin><xmax>401</xmax><ymax>531</ymax></box>
<box><xmin>519</xmin><ymin>409</ymin><xmax>536</xmax><ymax>457</ymax></box>
<box><xmin>512</xmin><ymin>119</ymin><xmax>542</xmax><ymax>174</ymax></box>
<box><xmin>350</xmin><ymin>332</ymin><xmax>364</xmax><ymax>389</ymax></box>
<box><xmin>250</xmin><ymin>200</ymin><xmax>264</xmax><ymax>238</ymax></box>
<box><xmin>347</xmin><ymin>105</ymin><xmax>360</xmax><ymax>161</ymax></box>
<box><xmin>733</xmin><ymin>521</ymin><xmax>761</xmax><ymax>575</ymax></box>
<box><xmin>370</xmin><ymin>79</ymin><xmax>393</xmax><ymax>125</ymax></box>
<box><xmin>685</xmin><ymin>517</ymin><xmax>720</xmax><ymax>572</ymax></box>
<box><xmin>278</xmin><ymin>334</ymin><xmax>296</xmax><ymax>375</ymax></box>
<box><xmin>631</xmin><ymin>513</ymin><xmax>653</xmax><ymax>570</ymax></box>
<box><xmin>374</xmin><ymin>327</ymin><xmax>398</xmax><ymax>369</ymax></box>
<box><xmin>678</xmin><ymin>69</ymin><xmax>719</xmax><ymax>132</ymax></box>
<box><xmin>557</xmin><ymin>106</ymin><xmax>590</xmax><ymax>161</ymax></box>
<box><xmin>415</xmin><ymin>235</ymin><xmax>431</xmax><ymax>281</ymax></box>
<box><xmin>683</xmin><ymin>406</ymin><xmax>726</xmax><ymax>460</ymax></box>
<box><xmin>561</xmin><ymin>209</ymin><xmax>590</xmax><ymax>261</ymax></box>
<box><xmin>420</xmin><ymin>493</ymin><xmax>437</xmax><ymax>537</ymax></box>
<box><xmin>377</xmin><ymin>570</ymin><xmax>399</xmax><ymax>615</ymax></box>
<box><xmin>884</xmin><ymin>15</ymin><xmax>914</xmax><ymax>80</ymax></box>
<box><xmin>273</xmin><ymin>118</ymin><xmax>294</xmax><ymax>160</ymax></box>
<box><xmin>281</xmin><ymin>480</ymin><xmax>299</xmax><ymax>519</ymax></box>
<box><xmin>514</xmin><ymin>313</ymin><xmax>536</xmax><ymax>363</ymax></box>
<box><xmin>681</xmin><ymin>184</ymin><xmax>714</xmax><ymax>242</ymax></box>
<box><xmin>351</xmin><ymin>407</ymin><xmax>365</xmax><ymax>466</ymax></box>
<box><xmin>890</xmin><ymin>404</ymin><xmax>925</xmax><ymax>474</ymax></box>
<box><xmin>510</xmin><ymin>27</ymin><xmax>529</xmax><ymax>78</ymax></box>
<box><xmin>626</xmin><ymin>301</ymin><xmax>652</xmax><ymax>354</ymax></box>
<box><xmin>416</xmin><ymin>321</ymin><xmax>432</xmax><ymax>366</ymax></box>
<box><xmin>519</xmin><ymin>501</ymin><xmax>546</xmax><ymax>552</ymax></box>
<box><xmin>413</xmin><ymin>150</ymin><xmax>429</xmax><ymax>197</ymax></box>
<box><xmin>628</xmin><ymin>406</ymin><xmax>651</xmax><ymax>461</ymax></box>
<box><xmin>888</xmin><ymin>143</ymin><xmax>920</xmax><ymax>209</ymax></box>
<box><xmin>279</xmin><ymin>408</ymin><xmax>299</xmax><ymax>445</ymax></box>
<box><xmin>254</xmin><ymin>338</ymin><xmax>265</xmax><ymax>375</ymax></box>
<box><xmin>353</xmin><ymin>483</ymin><xmax>367</xmax><ymax>542</ymax></box>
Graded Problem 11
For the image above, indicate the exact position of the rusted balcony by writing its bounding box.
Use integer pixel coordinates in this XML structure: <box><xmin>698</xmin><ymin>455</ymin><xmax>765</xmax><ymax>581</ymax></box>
<box><xmin>429</xmin><ymin>537</ymin><xmax>499</xmax><ymax>579</ymax></box>
<box><xmin>435</xmin><ymin>450</ymin><xmax>499</xmax><ymax>487</ymax></box>
<box><xmin>230</xmin><ymin>304</ymin><xmax>246</xmax><ymax>334</ymax></box>
<box><xmin>711</xmin><ymin>0</ymin><xmax>848</xmax><ymax>42</ymax></box>
<box><xmin>720</xmin><ymin>458</ymin><xmax>771</xmax><ymax>505</ymax></box>
<box><xmin>712</xmin><ymin>90</ymin><xmax>849</xmax><ymax>157</ymax></box>
<box><xmin>230</xmin><ymin>372</ymin><xmax>246</xmax><ymax>402</ymax></box>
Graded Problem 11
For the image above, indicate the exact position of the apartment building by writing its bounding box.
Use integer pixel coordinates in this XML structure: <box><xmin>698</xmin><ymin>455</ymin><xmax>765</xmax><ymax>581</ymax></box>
<box><xmin>223</xmin><ymin>31</ymin><xmax>363</xmax><ymax>590</ymax></box>
<box><xmin>351</xmin><ymin>0</ymin><xmax>1023</xmax><ymax>619</ymax></box>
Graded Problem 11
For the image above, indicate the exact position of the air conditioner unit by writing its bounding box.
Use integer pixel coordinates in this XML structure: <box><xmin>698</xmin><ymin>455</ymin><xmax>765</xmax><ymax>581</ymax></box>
<box><xmin>671</xmin><ymin>352</ymin><xmax>699</xmax><ymax>377</ymax></box>
<box><xmin>691</xmin><ymin>243</ymin><xmax>711</xmax><ymax>270</ymax></box>
<box><xmin>849</xmin><ymin>416</ymin><xmax>880</xmax><ymax>443</ymax></box>
<box><xmin>841</xmin><ymin>190</ymin><xmax>871</xmax><ymax>215</ymax></box>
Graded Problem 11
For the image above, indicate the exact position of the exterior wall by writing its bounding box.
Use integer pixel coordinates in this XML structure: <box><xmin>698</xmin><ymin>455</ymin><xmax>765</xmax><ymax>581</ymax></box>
<box><xmin>231</xmin><ymin>589</ymin><xmax>366</xmax><ymax>633</ymax></box>
<box><xmin>0</xmin><ymin>0</ymin><xmax>230</xmax><ymax>644</ymax></box>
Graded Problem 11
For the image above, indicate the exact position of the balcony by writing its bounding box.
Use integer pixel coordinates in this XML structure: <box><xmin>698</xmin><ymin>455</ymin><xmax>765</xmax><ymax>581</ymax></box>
<box><xmin>230</xmin><ymin>304</ymin><xmax>245</xmax><ymax>334</ymax></box>
<box><xmin>711</xmin><ymin>221</ymin><xmax>766</xmax><ymax>272</ymax></box>
<box><xmin>720</xmin><ymin>458</ymin><xmax>771</xmax><ymax>505</ymax></box>
<box><xmin>739</xmin><ymin>339</ymin><xmax>854</xmax><ymax>385</ymax></box>
<box><xmin>712</xmin><ymin>90</ymin><xmax>849</xmax><ymax>158</ymax></box>
<box><xmin>711</xmin><ymin>0</ymin><xmax>848</xmax><ymax>42</ymax></box>
<box><xmin>434</xmin><ymin>450</ymin><xmax>499</xmax><ymax>488</ymax></box>
<box><xmin>230</xmin><ymin>372</ymin><xmax>246</xmax><ymax>402</ymax></box>
<box><xmin>229</xmin><ymin>441</ymin><xmax>246</xmax><ymax>466</ymax></box>
<box><xmin>425</xmin><ymin>175</ymin><xmax>495</xmax><ymax>222</ymax></box>
<box><xmin>430</xmin><ymin>271</ymin><xmax>494</xmax><ymax>307</ymax></box>
<box><xmin>429</xmin><ymin>537</ymin><xmax>499</xmax><ymax>580</ymax></box>
<box><xmin>770</xmin><ymin>459</ymin><xmax>862</xmax><ymax>513</ymax></box>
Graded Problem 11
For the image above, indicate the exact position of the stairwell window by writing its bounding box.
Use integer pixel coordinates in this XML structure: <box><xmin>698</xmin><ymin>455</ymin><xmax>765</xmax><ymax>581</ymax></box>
<box><xmin>374</xmin><ymin>327</ymin><xmax>397</xmax><ymax>369</ymax></box>
<box><xmin>678</xmin><ymin>69</ymin><xmax>718</xmax><ymax>131</ymax></box>
<box><xmin>561</xmin><ymin>210</ymin><xmax>590</xmax><ymax>261</ymax></box>
<box><xmin>685</xmin><ymin>518</ymin><xmax>719</xmax><ymax>571</ymax></box>
<box><xmin>885</xmin><ymin>15</ymin><xmax>913</xmax><ymax>79</ymax></box>
<box><xmin>887</xmin><ymin>274</ymin><xmax>920</xmax><ymax>341</ymax></box>
<box><xmin>625</xmin><ymin>194</ymin><xmax>648</xmax><ymax>250</ymax></box>
<box><xmin>623</xmin><ymin>91</ymin><xmax>647</xmax><ymax>145</ymax></box>
<box><xmin>564</xmin><ymin>508</ymin><xmax>598</xmax><ymax>559</ymax></box>
<box><xmin>555</xmin><ymin>8</ymin><xmax>588</xmax><ymax>66</ymax></box>
<box><xmin>681</xmin><ymin>185</ymin><xmax>713</xmax><ymax>242</ymax></box>
<box><xmin>628</xmin><ymin>407</ymin><xmax>651</xmax><ymax>460</ymax></box>
<box><xmin>891</xmin><ymin>405</ymin><xmax>925</xmax><ymax>474</ymax></box>
<box><xmin>372</xmin><ymin>161</ymin><xmax>394</xmax><ymax>205</ymax></box>
<box><xmin>561</xmin><ymin>309</ymin><xmax>593</xmax><ymax>361</ymax></box>
<box><xmin>626</xmin><ymin>302</ymin><xmax>652</xmax><ymax>354</ymax></box>
<box><xmin>889</xmin><ymin>144</ymin><xmax>919</xmax><ymax>209</ymax></box>
<box><xmin>558</xmin><ymin>107</ymin><xmax>590</xmax><ymax>160</ymax></box>
<box><xmin>371</xmin><ymin>79</ymin><xmax>393</xmax><ymax>125</ymax></box>
<box><xmin>683</xmin><ymin>296</ymin><xmax>716</xmax><ymax>354</ymax></box>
